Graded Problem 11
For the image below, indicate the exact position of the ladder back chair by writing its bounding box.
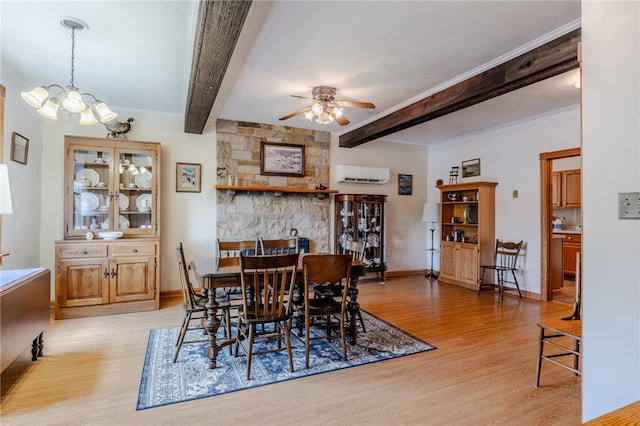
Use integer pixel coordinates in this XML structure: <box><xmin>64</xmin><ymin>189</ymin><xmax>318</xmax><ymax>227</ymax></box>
<box><xmin>295</xmin><ymin>254</ymin><xmax>352</xmax><ymax>368</ymax></box>
<box><xmin>314</xmin><ymin>239</ymin><xmax>367</xmax><ymax>333</ymax></box>
<box><xmin>235</xmin><ymin>252</ymin><xmax>299</xmax><ymax>379</ymax></box>
<box><xmin>257</xmin><ymin>237</ymin><xmax>299</xmax><ymax>255</ymax></box>
<box><xmin>174</xmin><ymin>242</ymin><xmax>230</xmax><ymax>363</ymax></box>
<box><xmin>479</xmin><ymin>239</ymin><xmax>523</xmax><ymax>300</ymax></box>
<box><xmin>215</xmin><ymin>238</ymin><xmax>259</xmax><ymax>351</ymax></box>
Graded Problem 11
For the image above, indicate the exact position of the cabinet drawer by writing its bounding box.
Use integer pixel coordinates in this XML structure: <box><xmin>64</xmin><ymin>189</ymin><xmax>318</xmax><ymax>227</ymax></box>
<box><xmin>57</xmin><ymin>244</ymin><xmax>108</xmax><ymax>258</ymax></box>
<box><xmin>563</xmin><ymin>234</ymin><xmax>581</xmax><ymax>243</ymax></box>
<box><xmin>111</xmin><ymin>243</ymin><xmax>157</xmax><ymax>257</ymax></box>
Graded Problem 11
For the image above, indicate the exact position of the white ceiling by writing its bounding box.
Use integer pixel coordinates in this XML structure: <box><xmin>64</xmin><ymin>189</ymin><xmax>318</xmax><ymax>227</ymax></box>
<box><xmin>1</xmin><ymin>1</ymin><xmax>581</xmax><ymax>146</ymax></box>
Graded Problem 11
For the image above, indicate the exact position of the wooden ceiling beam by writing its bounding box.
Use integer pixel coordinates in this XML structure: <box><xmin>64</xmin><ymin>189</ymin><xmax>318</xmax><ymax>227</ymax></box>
<box><xmin>184</xmin><ymin>0</ymin><xmax>252</xmax><ymax>134</ymax></box>
<box><xmin>339</xmin><ymin>28</ymin><xmax>581</xmax><ymax>148</ymax></box>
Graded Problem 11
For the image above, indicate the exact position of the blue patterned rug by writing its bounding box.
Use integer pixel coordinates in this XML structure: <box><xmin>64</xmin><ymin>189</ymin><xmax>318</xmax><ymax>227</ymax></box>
<box><xmin>137</xmin><ymin>311</ymin><xmax>435</xmax><ymax>410</ymax></box>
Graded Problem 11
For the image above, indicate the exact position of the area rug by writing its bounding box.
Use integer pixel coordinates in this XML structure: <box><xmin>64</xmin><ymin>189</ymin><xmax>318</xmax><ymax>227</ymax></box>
<box><xmin>137</xmin><ymin>310</ymin><xmax>435</xmax><ymax>410</ymax></box>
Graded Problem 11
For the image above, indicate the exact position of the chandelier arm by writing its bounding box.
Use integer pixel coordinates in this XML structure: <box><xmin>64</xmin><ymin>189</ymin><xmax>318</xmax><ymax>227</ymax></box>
<box><xmin>46</xmin><ymin>84</ymin><xmax>67</xmax><ymax>98</ymax></box>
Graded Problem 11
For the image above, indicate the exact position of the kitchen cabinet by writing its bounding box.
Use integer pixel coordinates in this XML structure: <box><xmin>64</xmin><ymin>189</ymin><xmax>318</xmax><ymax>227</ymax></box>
<box><xmin>550</xmin><ymin>235</ymin><xmax>564</xmax><ymax>291</ymax></box>
<box><xmin>55</xmin><ymin>136</ymin><xmax>161</xmax><ymax>319</ymax></box>
<box><xmin>552</xmin><ymin>169</ymin><xmax>581</xmax><ymax>207</ymax></box>
<box><xmin>562</xmin><ymin>233</ymin><xmax>582</xmax><ymax>277</ymax></box>
<box><xmin>334</xmin><ymin>194</ymin><xmax>387</xmax><ymax>283</ymax></box>
<box><xmin>438</xmin><ymin>181</ymin><xmax>497</xmax><ymax>291</ymax></box>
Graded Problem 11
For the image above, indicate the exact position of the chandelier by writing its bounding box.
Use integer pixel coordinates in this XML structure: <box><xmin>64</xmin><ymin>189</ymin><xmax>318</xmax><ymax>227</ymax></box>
<box><xmin>20</xmin><ymin>17</ymin><xmax>117</xmax><ymax>125</ymax></box>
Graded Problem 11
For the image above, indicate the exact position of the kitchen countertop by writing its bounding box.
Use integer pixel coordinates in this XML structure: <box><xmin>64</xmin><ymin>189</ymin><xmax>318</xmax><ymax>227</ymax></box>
<box><xmin>552</xmin><ymin>229</ymin><xmax>582</xmax><ymax>235</ymax></box>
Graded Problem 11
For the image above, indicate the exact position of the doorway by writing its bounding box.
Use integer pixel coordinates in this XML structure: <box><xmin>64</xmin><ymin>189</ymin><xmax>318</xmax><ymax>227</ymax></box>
<box><xmin>539</xmin><ymin>147</ymin><xmax>581</xmax><ymax>302</ymax></box>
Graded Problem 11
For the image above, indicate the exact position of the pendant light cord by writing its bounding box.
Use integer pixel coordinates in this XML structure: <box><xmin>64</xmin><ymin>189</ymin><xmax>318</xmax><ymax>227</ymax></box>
<box><xmin>70</xmin><ymin>27</ymin><xmax>76</xmax><ymax>88</ymax></box>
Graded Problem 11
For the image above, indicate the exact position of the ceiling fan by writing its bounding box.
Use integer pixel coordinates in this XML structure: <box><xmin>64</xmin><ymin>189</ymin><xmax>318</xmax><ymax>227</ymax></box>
<box><xmin>279</xmin><ymin>86</ymin><xmax>375</xmax><ymax>126</ymax></box>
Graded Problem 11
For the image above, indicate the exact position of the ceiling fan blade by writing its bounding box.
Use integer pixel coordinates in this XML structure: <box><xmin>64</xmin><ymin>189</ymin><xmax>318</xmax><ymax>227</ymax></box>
<box><xmin>335</xmin><ymin>100</ymin><xmax>375</xmax><ymax>109</ymax></box>
<box><xmin>334</xmin><ymin>114</ymin><xmax>350</xmax><ymax>126</ymax></box>
<box><xmin>290</xmin><ymin>95</ymin><xmax>314</xmax><ymax>101</ymax></box>
<box><xmin>279</xmin><ymin>107</ymin><xmax>311</xmax><ymax>121</ymax></box>
<box><xmin>328</xmin><ymin>108</ymin><xmax>350</xmax><ymax>126</ymax></box>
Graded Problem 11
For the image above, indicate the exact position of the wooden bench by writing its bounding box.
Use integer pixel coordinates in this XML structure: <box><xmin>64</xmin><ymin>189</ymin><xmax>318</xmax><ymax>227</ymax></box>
<box><xmin>535</xmin><ymin>318</ymin><xmax>582</xmax><ymax>387</ymax></box>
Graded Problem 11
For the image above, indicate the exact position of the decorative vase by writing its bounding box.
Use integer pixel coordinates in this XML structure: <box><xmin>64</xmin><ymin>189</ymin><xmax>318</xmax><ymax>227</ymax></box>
<box><xmin>90</xmin><ymin>218</ymin><xmax>99</xmax><ymax>230</ymax></box>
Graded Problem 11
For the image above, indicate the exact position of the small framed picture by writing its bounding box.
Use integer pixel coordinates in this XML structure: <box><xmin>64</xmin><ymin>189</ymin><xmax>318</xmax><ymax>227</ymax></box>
<box><xmin>10</xmin><ymin>132</ymin><xmax>29</xmax><ymax>165</ymax></box>
<box><xmin>260</xmin><ymin>142</ymin><xmax>305</xmax><ymax>177</ymax></box>
<box><xmin>398</xmin><ymin>173</ymin><xmax>413</xmax><ymax>195</ymax></box>
<box><xmin>176</xmin><ymin>162</ymin><xmax>202</xmax><ymax>193</ymax></box>
<box><xmin>462</xmin><ymin>158</ymin><xmax>481</xmax><ymax>178</ymax></box>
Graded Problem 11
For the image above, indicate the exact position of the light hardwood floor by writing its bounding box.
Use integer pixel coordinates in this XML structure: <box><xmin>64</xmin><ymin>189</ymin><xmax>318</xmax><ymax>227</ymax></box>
<box><xmin>1</xmin><ymin>276</ymin><xmax>581</xmax><ymax>425</ymax></box>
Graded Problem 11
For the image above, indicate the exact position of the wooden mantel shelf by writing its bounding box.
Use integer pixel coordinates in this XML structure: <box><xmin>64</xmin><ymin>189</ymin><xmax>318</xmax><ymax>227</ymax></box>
<box><xmin>215</xmin><ymin>185</ymin><xmax>338</xmax><ymax>195</ymax></box>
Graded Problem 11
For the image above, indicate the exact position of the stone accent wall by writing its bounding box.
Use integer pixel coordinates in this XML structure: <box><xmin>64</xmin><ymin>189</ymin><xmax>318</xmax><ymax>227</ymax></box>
<box><xmin>216</xmin><ymin>120</ymin><xmax>332</xmax><ymax>252</ymax></box>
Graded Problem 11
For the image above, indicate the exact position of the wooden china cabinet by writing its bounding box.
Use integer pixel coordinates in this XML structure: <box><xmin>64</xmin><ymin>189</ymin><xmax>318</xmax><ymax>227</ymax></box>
<box><xmin>55</xmin><ymin>136</ymin><xmax>161</xmax><ymax>319</ymax></box>
<box><xmin>437</xmin><ymin>182</ymin><xmax>497</xmax><ymax>291</ymax></box>
<box><xmin>334</xmin><ymin>194</ymin><xmax>387</xmax><ymax>283</ymax></box>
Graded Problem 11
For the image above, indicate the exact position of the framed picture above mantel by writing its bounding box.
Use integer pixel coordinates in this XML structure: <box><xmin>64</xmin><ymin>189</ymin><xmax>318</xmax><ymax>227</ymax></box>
<box><xmin>260</xmin><ymin>142</ymin><xmax>305</xmax><ymax>177</ymax></box>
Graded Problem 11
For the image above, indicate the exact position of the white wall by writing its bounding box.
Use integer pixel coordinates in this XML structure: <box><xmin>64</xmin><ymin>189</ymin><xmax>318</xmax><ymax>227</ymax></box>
<box><xmin>1</xmin><ymin>65</ymin><xmax>44</xmax><ymax>269</ymax></box>
<box><xmin>330</xmin><ymin>137</ymin><xmax>429</xmax><ymax>272</ymax></box>
<box><xmin>426</xmin><ymin>107</ymin><xmax>580</xmax><ymax>295</ymax></box>
<box><xmin>582</xmin><ymin>0</ymin><xmax>640</xmax><ymax>420</ymax></box>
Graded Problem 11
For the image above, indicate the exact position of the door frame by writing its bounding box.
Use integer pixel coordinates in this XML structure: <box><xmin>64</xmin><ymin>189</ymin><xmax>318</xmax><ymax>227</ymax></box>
<box><xmin>539</xmin><ymin>147</ymin><xmax>581</xmax><ymax>301</ymax></box>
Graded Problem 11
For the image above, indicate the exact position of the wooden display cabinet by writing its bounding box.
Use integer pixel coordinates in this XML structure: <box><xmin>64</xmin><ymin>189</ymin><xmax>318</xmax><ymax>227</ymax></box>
<box><xmin>55</xmin><ymin>136</ymin><xmax>161</xmax><ymax>319</ymax></box>
<box><xmin>437</xmin><ymin>181</ymin><xmax>497</xmax><ymax>291</ymax></box>
<box><xmin>334</xmin><ymin>194</ymin><xmax>387</xmax><ymax>283</ymax></box>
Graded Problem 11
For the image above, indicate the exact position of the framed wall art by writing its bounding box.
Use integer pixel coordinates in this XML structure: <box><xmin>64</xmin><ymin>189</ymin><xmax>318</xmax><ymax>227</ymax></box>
<box><xmin>260</xmin><ymin>142</ymin><xmax>305</xmax><ymax>177</ymax></box>
<box><xmin>176</xmin><ymin>162</ymin><xmax>201</xmax><ymax>193</ymax></box>
<box><xmin>398</xmin><ymin>173</ymin><xmax>413</xmax><ymax>195</ymax></box>
<box><xmin>462</xmin><ymin>158</ymin><xmax>481</xmax><ymax>178</ymax></box>
<box><xmin>10</xmin><ymin>132</ymin><xmax>29</xmax><ymax>165</ymax></box>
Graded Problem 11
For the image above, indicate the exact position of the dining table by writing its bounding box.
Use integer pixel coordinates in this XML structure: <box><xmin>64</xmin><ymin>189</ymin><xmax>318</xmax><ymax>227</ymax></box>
<box><xmin>191</xmin><ymin>254</ymin><xmax>364</xmax><ymax>369</ymax></box>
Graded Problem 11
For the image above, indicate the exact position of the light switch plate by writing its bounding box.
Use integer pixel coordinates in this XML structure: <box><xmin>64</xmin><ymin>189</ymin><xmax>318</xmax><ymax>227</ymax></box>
<box><xmin>618</xmin><ymin>192</ymin><xmax>640</xmax><ymax>219</ymax></box>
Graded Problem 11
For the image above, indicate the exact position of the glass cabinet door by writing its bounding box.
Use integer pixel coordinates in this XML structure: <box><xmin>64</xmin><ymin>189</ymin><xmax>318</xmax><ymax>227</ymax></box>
<box><xmin>115</xmin><ymin>149</ymin><xmax>156</xmax><ymax>234</ymax></box>
<box><xmin>336</xmin><ymin>197</ymin><xmax>355</xmax><ymax>249</ymax></box>
<box><xmin>69</xmin><ymin>147</ymin><xmax>112</xmax><ymax>237</ymax></box>
<box><xmin>65</xmin><ymin>139</ymin><xmax>160</xmax><ymax>239</ymax></box>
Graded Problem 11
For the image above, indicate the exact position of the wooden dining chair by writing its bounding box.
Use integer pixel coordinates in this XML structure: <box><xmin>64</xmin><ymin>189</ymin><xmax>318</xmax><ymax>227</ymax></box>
<box><xmin>217</xmin><ymin>238</ymin><xmax>259</xmax><ymax>257</ymax></box>
<box><xmin>295</xmin><ymin>254</ymin><xmax>352</xmax><ymax>368</ymax></box>
<box><xmin>173</xmin><ymin>242</ymin><xmax>230</xmax><ymax>363</ymax></box>
<box><xmin>235</xmin><ymin>252</ymin><xmax>299</xmax><ymax>379</ymax></box>
<box><xmin>313</xmin><ymin>240</ymin><xmax>367</xmax><ymax>333</ymax></box>
<box><xmin>479</xmin><ymin>240</ymin><xmax>524</xmax><ymax>300</ymax></box>
<box><xmin>257</xmin><ymin>237</ymin><xmax>299</xmax><ymax>255</ymax></box>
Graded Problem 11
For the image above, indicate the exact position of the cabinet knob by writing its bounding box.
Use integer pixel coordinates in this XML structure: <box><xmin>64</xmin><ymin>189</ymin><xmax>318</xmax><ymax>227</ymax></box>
<box><xmin>81</xmin><ymin>250</ymin><xmax>88</xmax><ymax>255</ymax></box>
<box><xmin>110</xmin><ymin>268</ymin><xmax>116</xmax><ymax>278</ymax></box>
<box><xmin>103</xmin><ymin>268</ymin><xmax>109</xmax><ymax>278</ymax></box>
<box><xmin>132</xmin><ymin>248</ymin><xmax>138</xmax><ymax>253</ymax></box>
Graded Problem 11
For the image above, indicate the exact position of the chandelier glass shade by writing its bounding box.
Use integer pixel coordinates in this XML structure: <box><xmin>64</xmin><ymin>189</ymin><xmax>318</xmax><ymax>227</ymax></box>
<box><xmin>20</xmin><ymin>17</ymin><xmax>117</xmax><ymax>125</ymax></box>
<box><xmin>304</xmin><ymin>101</ymin><xmax>343</xmax><ymax>125</ymax></box>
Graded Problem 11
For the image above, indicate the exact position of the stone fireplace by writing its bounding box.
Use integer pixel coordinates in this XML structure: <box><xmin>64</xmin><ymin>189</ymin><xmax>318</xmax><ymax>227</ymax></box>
<box><xmin>216</xmin><ymin>120</ymin><xmax>333</xmax><ymax>252</ymax></box>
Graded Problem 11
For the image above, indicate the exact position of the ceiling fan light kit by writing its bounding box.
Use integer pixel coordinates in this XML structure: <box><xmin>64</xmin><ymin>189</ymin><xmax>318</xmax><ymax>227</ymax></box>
<box><xmin>20</xmin><ymin>17</ymin><xmax>117</xmax><ymax>125</ymax></box>
<box><xmin>280</xmin><ymin>85</ymin><xmax>374</xmax><ymax>126</ymax></box>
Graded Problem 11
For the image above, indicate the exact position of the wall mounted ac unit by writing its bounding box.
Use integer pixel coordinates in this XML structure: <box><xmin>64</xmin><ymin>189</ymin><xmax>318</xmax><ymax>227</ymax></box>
<box><xmin>336</xmin><ymin>165</ymin><xmax>390</xmax><ymax>184</ymax></box>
